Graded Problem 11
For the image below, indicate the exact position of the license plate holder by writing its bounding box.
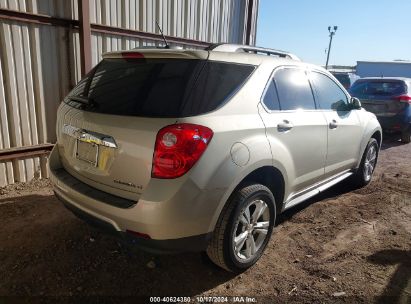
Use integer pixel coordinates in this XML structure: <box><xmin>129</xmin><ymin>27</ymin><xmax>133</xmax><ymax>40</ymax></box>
<box><xmin>76</xmin><ymin>140</ymin><xmax>99</xmax><ymax>167</ymax></box>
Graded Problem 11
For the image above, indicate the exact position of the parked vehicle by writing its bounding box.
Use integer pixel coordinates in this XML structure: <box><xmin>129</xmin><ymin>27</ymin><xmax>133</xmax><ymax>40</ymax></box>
<box><xmin>48</xmin><ymin>44</ymin><xmax>382</xmax><ymax>272</ymax></box>
<box><xmin>350</xmin><ymin>77</ymin><xmax>411</xmax><ymax>143</ymax></box>
<box><xmin>331</xmin><ymin>72</ymin><xmax>360</xmax><ymax>89</ymax></box>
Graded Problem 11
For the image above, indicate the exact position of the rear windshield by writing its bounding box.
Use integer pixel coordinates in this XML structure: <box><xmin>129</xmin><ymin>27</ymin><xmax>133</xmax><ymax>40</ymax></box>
<box><xmin>333</xmin><ymin>74</ymin><xmax>350</xmax><ymax>88</ymax></box>
<box><xmin>65</xmin><ymin>58</ymin><xmax>255</xmax><ymax>117</ymax></box>
<box><xmin>350</xmin><ymin>80</ymin><xmax>407</xmax><ymax>97</ymax></box>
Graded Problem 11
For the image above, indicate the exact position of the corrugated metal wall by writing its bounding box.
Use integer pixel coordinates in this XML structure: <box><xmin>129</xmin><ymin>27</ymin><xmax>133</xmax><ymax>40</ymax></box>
<box><xmin>0</xmin><ymin>0</ymin><xmax>76</xmax><ymax>185</ymax></box>
<box><xmin>0</xmin><ymin>0</ymin><xmax>258</xmax><ymax>186</ymax></box>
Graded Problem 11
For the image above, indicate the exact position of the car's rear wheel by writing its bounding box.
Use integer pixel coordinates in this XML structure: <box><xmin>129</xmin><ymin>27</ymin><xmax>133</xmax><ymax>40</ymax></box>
<box><xmin>401</xmin><ymin>127</ymin><xmax>411</xmax><ymax>144</ymax></box>
<box><xmin>352</xmin><ymin>138</ymin><xmax>379</xmax><ymax>187</ymax></box>
<box><xmin>206</xmin><ymin>184</ymin><xmax>276</xmax><ymax>272</ymax></box>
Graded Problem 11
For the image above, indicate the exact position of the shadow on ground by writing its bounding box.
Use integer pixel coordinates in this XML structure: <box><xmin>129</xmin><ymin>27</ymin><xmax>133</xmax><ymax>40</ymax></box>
<box><xmin>368</xmin><ymin>250</ymin><xmax>411</xmax><ymax>304</ymax></box>
<box><xmin>380</xmin><ymin>133</ymin><xmax>405</xmax><ymax>151</ymax></box>
<box><xmin>0</xmin><ymin>194</ymin><xmax>235</xmax><ymax>297</ymax></box>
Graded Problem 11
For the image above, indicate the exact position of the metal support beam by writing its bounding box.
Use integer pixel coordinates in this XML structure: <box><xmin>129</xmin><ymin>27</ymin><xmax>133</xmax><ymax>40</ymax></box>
<box><xmin>0</xmin><ymin>8</ymin><xmax>210</xmax><ymax>50</ymax></box>
<box><xmin>0</xmin><ymin>144</ymin><xmax>54</xmax><ymax>163</ymax></box>
<box><xmin>78</xmin><ymin>0</ymin><xmax>92</xmax><ymax>77</ymax></box>
<box><xmin>0</xmin><ymin>8</ymin><xmax>78</xmax><ymax>27</ymax></box>
<box><xmin>91</xmin><ymin>24</ymin><xmax>210</xmax><ymax>48</ymax></box>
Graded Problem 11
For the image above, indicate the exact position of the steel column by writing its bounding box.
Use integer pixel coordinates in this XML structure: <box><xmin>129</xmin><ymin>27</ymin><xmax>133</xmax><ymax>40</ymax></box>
<box><xmin>78</xmin><ymin>0</ymin><xmax>92</xmax><ymax>77</ymax></box>
<box><xmin>245</xmin><ymin>0</ymin><xmax>255</xmax><ymax>45</ymax></box>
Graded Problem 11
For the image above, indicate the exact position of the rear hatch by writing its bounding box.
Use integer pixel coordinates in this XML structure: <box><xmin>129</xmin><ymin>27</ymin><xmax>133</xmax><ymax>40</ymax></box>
<box><xmin>350</xmin><ymin>79</ymin><xmax>408</xmax><ymax>117</ymax></box>
<box><xmin>56</xmin><ymin>49</ymin><xmax>255</xmax><ymax>199</ymax></box>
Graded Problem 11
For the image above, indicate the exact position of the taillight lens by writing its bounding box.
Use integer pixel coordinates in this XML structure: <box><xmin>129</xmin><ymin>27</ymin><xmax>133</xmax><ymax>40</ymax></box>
<box><xmin>152</xmin><ymin>124</ymin><xmax>213</xmax><ymax>179</ymax></box>
<box><xmin>397</xmin><ymin>95</ymin><xmax>411</xmax><ymax>103</ymax></box>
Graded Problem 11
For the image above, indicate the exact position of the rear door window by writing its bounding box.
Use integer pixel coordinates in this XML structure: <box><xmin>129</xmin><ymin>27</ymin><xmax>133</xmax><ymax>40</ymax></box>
<box><xmin>65</xmin><ymin>58</ymin><xmax>255</xmax><ymax>117</ymax></box>
<box><xmin>273</xmin><ymin>68</ymin><xmax>316</xmax><ymax>110</ymax></box>
<box><xmin>262</xmin><ymin>80</ymin><xmax>280</xmax><ymax>111</ymax></box>
<box><xmin>310</xmin><ymin>72</ymin><xmax>350</xmax><ymax>111</ymax></box>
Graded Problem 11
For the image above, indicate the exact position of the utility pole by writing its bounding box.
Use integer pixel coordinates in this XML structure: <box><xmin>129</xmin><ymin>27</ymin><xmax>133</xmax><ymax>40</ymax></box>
<box><xmin>325</xmin><ymin>26</ymin><xmax>338</xmax><ymax>70</ymax></box>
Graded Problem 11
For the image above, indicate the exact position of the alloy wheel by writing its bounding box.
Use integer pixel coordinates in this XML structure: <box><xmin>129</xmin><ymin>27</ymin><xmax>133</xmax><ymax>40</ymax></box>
<box><xmin>364</xmin><ymin>144</ymin><xmax>377</xmax><ymax>181</ymax></box>
<box><xmin>232</xmin><ymin>199</ymin><xmax>270</xmax><ymax>261</ymax></box>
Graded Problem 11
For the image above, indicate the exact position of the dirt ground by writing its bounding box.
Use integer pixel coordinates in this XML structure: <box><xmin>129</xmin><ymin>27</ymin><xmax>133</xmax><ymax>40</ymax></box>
<box><xmin>0</xmin><ymin>136</ymin><xmax>410</xmax><ymax>303</ymax></box>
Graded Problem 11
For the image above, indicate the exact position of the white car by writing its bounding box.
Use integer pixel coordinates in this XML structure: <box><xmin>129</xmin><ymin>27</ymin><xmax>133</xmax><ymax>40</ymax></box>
<box><xmin>49</xmin><ymin>44</ymin><xmax>382</xmax><ymax>272</ymax></box>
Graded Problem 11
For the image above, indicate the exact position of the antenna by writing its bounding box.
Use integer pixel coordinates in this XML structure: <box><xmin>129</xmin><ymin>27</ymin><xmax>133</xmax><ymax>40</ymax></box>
<box><xmin>156</xmin><ymin>21</ymin><xmax>169</xmax><ymax>49</ymax></box>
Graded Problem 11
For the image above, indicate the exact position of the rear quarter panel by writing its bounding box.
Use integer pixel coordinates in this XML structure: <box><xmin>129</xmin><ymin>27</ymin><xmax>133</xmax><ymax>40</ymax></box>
<box><xmin>177</xmin><ymin>61</ymin><xmax>278</xmax><ymax>232</ymax></box>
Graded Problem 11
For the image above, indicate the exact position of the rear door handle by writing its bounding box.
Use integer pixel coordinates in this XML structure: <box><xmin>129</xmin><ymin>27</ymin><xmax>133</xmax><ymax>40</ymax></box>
<box><xmin>277</xmin><ymin>120</ymin><xmax>293</xmax><ymax>132</ymax></box>
<box><xmin>329</xmin><ymin>120</ymin><xmax>338</xmax><ymax>129</ymax></box>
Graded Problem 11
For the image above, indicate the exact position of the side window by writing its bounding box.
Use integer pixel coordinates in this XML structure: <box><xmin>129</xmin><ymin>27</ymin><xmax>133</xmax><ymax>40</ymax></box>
<box><xmin>273</xmin><ymin>68</ymin><xmax>316</xmax><ymax>110</ymax></box>
<box><xmin>311</xmin><ymin>72</ymin><xmax>349</xmax><ymax>111</ymax></box>
<box><xmin>262</xmin><ymin>80</ymin><xmax>280</xmax><ymax>110</ymax></box>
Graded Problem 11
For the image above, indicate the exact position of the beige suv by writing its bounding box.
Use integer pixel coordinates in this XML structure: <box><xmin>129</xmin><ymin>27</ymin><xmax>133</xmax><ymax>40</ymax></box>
<box><xmin>49</xmin><ymin>44</ymin><xmax>382</xmax><ymax>272</ymax></box>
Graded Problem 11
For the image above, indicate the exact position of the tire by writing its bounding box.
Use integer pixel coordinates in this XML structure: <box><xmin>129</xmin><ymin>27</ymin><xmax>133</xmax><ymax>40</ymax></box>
<box><xmin>401</xmin><ymin>128</ymin><xmax>411</xmax><ymax>144</ymax></box>
<box><xmin>352</xmin><ymin>138</ymin><xmax>379</xmax><ymax>187</ymax></box>
<box><xmin>206</xmin><ymin>184</ymin><xmax>276</xmax><ymax>272</ymax></box>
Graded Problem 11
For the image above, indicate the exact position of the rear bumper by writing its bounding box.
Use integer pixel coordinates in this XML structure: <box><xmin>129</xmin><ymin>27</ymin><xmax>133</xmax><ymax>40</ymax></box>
<box><xmin>48</xmin><ymin>145</ymin><xmax>224</xmax><ymax>252</ymax></box>
<box><xmin>56</xmin><ymin>191</ymin><xmax>211</xmax><ymax>254</ymax></box>
<box><xmin>377</xmin><ymin>114</ymin><xmax>411</xmax><ymax>132</ymax></box>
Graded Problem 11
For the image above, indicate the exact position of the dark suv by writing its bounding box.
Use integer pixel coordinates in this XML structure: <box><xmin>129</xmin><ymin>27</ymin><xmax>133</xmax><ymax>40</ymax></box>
<box><xmin>350</xmin><ymin>77</ymin><xmax>411</xmax><ymax>143</ymax></box>
<box><xmin>331</xmin><ymin>72</ymin><xmax>359</xmax><ymax>90</ymax></box>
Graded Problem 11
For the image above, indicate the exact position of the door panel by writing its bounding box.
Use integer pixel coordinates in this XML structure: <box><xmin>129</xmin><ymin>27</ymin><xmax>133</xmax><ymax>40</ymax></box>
<box><xmin>322</xmin><ymin>110</ymin><xmax>362</xmax><ymax>176</ymax></box>
<box><xmin>259</xmin><ymin>67</ymin><xmax>328</xmax><ymax>197</ymax></box>
<box><xmin>259</xmin><ymin>107</ymin><xmax>328</xmax><ymax>194</ymax></box>
<box><xmin>309</xmin><ymin>70</ymin><xmax>363</xmax><ymax>177</ymax></box>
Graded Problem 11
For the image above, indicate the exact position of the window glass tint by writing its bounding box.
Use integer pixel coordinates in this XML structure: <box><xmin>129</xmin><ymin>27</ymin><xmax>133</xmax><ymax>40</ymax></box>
<box><xmin>186</xmin><ymin>61</ymin><xmax>255</xmax><ymax>115</ymax></box>
<box><xmin>65</xmin><ymin>58</ymin><xmax>254</xmax><ymax>117</ymax></box>
<box><xmin>262</xmin><ymin>80</ymin><xmax>280</xmax><ymax>110</ymax></box>
<box><xmin>349</xmin><ymin>80</ymin><xmax>406</xmax><ymax>97</ymax></box>
<box><xmin>311</xmin><ymin>72</ymin><xmax>349</xmax><ymax>111</ymax></box>
<box><xmin>273</xmin><ymin>68</ymin><xmax>315</xmax><ymax>110</ymax></box>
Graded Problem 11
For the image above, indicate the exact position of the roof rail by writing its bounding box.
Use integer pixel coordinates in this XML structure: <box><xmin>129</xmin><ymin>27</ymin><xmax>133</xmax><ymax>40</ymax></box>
<box><xmin>206</xmin><ymin>44</ymin><xmax>300</xmax><ymax>61</ymax></box>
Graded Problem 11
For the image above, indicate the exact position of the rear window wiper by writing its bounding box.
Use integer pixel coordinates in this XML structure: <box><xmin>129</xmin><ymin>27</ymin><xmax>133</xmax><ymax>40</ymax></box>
<box><xmin>66</xmin><ymin>96</ymin><xmax>98</xmax><ymax>110</ymax></box>
<box><xmin>67</xmin><ymin>96</ymin><xmax>92</xmax><ymax>104</ymax></box>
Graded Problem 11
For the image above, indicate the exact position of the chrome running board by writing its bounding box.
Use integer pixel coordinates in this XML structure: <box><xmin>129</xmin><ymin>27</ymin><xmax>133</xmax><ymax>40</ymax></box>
<box><xmin>283</xmin><ymin>171</ymin><xmax>353</xmax><ymax>211</ymax></box>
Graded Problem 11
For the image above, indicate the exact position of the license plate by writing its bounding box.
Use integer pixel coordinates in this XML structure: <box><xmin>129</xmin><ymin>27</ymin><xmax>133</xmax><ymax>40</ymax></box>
<box><xmin>76</xmin><ymin>140</ymin><xmax>99</xmax><ymax>167</ymax></box>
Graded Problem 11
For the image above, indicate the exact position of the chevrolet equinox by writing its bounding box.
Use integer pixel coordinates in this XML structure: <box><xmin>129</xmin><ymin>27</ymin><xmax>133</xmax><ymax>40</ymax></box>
<box><xmin>49</xmin><ymin>44</ymin><xmax>382</xmax><ymax>272</ymax></box>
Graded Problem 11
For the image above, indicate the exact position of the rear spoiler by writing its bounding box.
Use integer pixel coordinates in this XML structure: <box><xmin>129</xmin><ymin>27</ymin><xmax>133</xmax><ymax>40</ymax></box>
<box><xmin>102</xmin><ymin>49</ymin><xmax>209</xmax><ymax>60</ymax></box>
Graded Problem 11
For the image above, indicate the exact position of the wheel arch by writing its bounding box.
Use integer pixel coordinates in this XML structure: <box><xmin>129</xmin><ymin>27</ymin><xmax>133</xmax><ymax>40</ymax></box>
<box><xmin>356</xmin><ymin>118</ymin><xmax>382</xmax><ymax>168</ymax></box>
<box><xmin>236</xmin><ymin>166</ymin><xmax>285</xmax><ymax>215</ymax></box>
<box><xmin>371</xmin><ymin>130</ymin><xmax>382</xmax><ymax>147</ymax></box>
<box><xmin>208</xmin><ymin>165</ymin><xmax>286</xmax><ymax>233</ymax></box>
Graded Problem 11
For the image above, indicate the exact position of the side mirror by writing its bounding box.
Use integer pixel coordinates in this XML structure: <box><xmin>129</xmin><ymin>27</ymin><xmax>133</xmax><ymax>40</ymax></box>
<box><xmin>351</xmin><ymin>97</ymin><xmax>362</xmax><ymax>110</ymax></box>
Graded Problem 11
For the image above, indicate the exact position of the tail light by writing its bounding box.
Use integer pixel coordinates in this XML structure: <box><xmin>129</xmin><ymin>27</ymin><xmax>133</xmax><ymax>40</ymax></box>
<box><xmin>396</xmin><ymin>95</ymin><xmax>411</xmax><ymax>103</ymax></box>
<box><xmin>152</xmin><ymin>124</ymin><xmax>213</xmax><ymax>179</ymax></box>
<box><xmin>121</xmin><ymin>52</ymin><xmax>144</xmax><ymax>59</ymax></box>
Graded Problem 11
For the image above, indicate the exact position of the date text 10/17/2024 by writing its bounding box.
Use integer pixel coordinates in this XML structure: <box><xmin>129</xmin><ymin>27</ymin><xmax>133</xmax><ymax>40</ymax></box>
<box><xmin>149</xmin><ymin>296</ymin><xmax>257</xmax><ymax>303</ymax></box>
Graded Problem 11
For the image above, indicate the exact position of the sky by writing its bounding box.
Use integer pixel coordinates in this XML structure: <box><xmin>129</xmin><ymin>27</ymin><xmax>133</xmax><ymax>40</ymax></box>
<box><xmin>257</xmin><ymin>0</ymin><xmax>411</xmax><ymax>66</ymax></box>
